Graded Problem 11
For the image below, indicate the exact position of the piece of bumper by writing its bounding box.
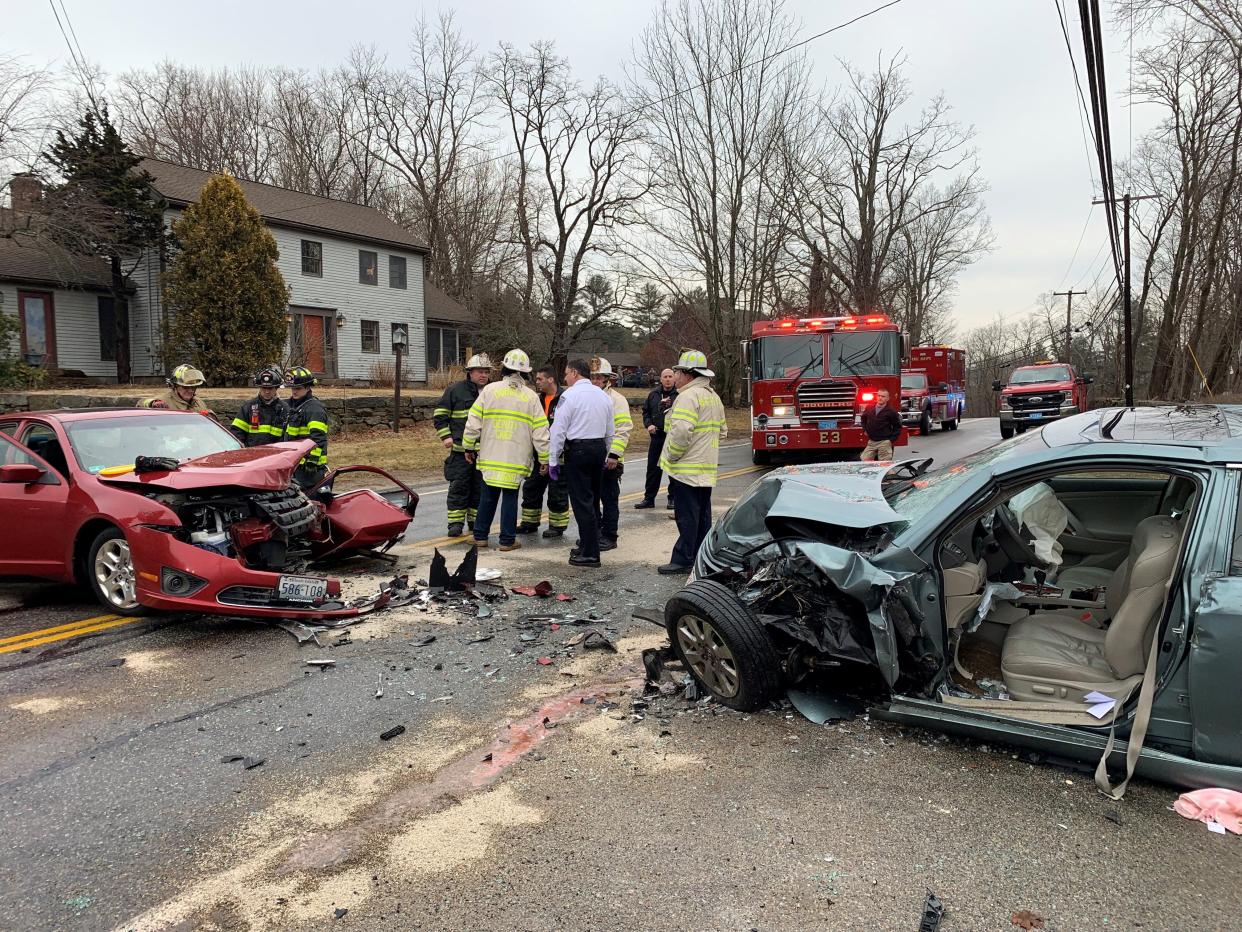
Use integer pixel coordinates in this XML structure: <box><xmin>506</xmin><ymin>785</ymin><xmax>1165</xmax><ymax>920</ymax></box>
<box><xmin>128</xmin><ymin>525</ymin><xmax>360</xmax><ymax>619</ymax></box>
<box><xmin>999</xmin><ymin>404</ymin><xmax>1079</xmax><ymax>426</ymax></box>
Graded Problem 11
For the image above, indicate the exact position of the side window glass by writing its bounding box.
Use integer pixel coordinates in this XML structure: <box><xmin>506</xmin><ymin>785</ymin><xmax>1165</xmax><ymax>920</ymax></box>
<box><xmin>0</xmin><ymin>431</ymin><xmax>59</xmax><ymax>484</ymax></box>
<box><xmin>20</xmin><ymin>424</ymin><xmax>71</xmax><ymax>478</ymax></box>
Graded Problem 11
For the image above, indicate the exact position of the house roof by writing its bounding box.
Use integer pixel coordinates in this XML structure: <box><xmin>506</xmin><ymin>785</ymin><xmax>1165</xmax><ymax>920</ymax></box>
<box><xmin>0</xmin><ymin>209</ymin><xmax>114</xmax><ymax>291</ymax></box>
<box><xmin>140</xmin><ymin>158</ymin><xmax>429</xmax><ymax>254</ymax></box>
<box><xmin>424</xmin><ymin>280</ymin><xmax>476</xmax><ymax>326</ymax></box>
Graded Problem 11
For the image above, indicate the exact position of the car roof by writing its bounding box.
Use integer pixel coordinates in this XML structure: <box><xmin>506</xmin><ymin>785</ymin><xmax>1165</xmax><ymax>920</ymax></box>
<box><xmin>9</xmin><ymin>408</ymin><xmax>182</xmax><ymax>421</ymax></box>
<box><xmin>1042</xmin><ymin>404</ymin><xmax>1242</xmax><ymax>458</ymax></box>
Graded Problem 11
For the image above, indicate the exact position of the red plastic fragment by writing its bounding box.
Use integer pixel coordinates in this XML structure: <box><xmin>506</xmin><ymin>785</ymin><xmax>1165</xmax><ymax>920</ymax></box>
<box><xmin>536</xmin><ymin>656</ymin><xmax>554</xmax><ymax>665</ymax></box>
<box><xmin>556</xmin><ymin>593</ymin><xmax>574</xmax><ymax>602</ymax></box>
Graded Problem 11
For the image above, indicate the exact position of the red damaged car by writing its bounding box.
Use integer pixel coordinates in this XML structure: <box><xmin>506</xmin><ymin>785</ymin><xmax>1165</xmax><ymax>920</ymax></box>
<box><xmin>0</xmin><ymin>408</ymin><xmax>417</xmax><ymax>619</ymax></box>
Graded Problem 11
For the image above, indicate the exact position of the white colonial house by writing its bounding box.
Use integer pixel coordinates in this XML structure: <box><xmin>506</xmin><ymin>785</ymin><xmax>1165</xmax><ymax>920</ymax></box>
<box><xmin>0</xmin><ymin>162</ymin><xmax>475</xmax><ymax>384</ymax></box>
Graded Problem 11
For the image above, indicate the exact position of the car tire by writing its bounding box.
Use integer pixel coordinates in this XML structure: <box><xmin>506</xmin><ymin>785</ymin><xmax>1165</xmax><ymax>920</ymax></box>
<box><xmin>919</xmin><ymin>408</ymin><xmax>932</xmax><ymax>436</ymax></box>
<box><xmin>751</xmin><ymin>449</ymin><xmax>771</xmax><ymax>466</ymax></box>
<box><xmin>87</xmin><ymin>527</ymin><xmax>149</xmax><ymax>617</ymax></box>
<box><xmin>665</xmin><ymin>580</ymin><xmax>782</xmax><ymax>711</ymax></box>
<box><xmin>1000</xmin><ymin>425</ymin><xmax>1015</xmax><ymax>440</ymax></box>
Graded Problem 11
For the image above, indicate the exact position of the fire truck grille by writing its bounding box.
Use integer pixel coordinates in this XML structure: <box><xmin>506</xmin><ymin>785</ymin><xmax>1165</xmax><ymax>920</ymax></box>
<box><xmin>796</xmin><ymin>381</ymin><xmax>856</xmax><ymax>423</ymax></box>
<box><xmin>1010</xmin><ymin>390</ymin><xmax>1065</xmax><ymax>410</ymax></box>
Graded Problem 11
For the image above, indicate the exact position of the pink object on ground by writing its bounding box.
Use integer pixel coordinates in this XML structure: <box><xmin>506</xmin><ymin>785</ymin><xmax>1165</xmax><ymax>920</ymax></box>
<box><xmin>1173</xmin><ymin>788</ymin><xmax>1242</xmax><ymax>834</ymax></box>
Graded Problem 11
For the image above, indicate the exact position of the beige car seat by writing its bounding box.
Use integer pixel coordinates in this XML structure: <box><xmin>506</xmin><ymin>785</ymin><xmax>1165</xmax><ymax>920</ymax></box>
<box><xmin>1000</xmin><ymin>515</ymin><xmax>1182</xmax><ymax>702</ymax></box>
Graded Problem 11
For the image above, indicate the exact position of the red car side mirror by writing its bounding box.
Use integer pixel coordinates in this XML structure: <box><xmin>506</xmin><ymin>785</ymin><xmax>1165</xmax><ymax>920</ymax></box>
<box><xmin>0</xmin><ymin>463</ymin><xmax>45</xmax><ymax>484</ymax></box>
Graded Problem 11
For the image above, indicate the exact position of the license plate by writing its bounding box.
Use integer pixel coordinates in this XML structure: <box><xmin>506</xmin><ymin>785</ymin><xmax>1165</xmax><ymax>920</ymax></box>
<box><xmin>817</xmin><ymin>420</ymin><xmax>837</xmax><ymax>430</ymax></box>
<box><xmin>1029</xmin><ymin>412</ymin><xmax>1044</xmax><ymax>421</ymax></box>
<box><xmin>278</xmin><ymin>575</ymin><xmax>327</xmax><ymax>603</ymax></box>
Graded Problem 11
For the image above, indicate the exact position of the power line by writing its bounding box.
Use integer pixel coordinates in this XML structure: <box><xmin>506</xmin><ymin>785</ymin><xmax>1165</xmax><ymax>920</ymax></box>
<box><xmin>1055</xmin><ymin>202</ymin><xmax>1096</xmax><ymax>291</ymax></box>
<box><xmin>1052</xmin><ymin>0</ymin><xmax>1101</xmax><ymax>189</ymax></box>
<box><xmin>46</xmin><ymin>0</ymin><xmax>99</xmax><ymax>112</ymax></box>
<box><xmin>273</xmin><ymin>0</ymin><xmax>911</xmax><ymax>218</ymax></box>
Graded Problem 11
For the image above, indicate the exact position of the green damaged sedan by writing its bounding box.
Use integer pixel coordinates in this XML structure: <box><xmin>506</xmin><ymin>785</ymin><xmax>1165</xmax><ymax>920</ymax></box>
<box><xmin>663</xmin><ymin>405</ymin><xmax>1242</xmax><ymax>796</ymax></box>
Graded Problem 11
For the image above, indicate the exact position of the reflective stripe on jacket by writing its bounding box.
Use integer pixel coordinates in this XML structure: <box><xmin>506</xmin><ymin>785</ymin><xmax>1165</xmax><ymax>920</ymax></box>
<box><xmin>606</xmin><ymin>387</ymin><xmax>633</xmax><ymax>459</ymax></box>
<box><xmin>283</xmin><ymin>394</ymin><xmax>329</xmax><ymax>468</ymax></box>
<box><xmin>433</xmin><ymin>379</ymin><xmax>481</xmax><ymax>453</ymax></box>
<box><xmin>230</xmin><ymin>397</ymin><xmax>289</xmax><ymax>447</ymax></box>
<box><xmin>658</xmin><ymin>376</ymin><xmax>727</xmax><ymax>487</ymax></box>
<box><xmin>462</xmin><ymin>374</ymin><xmax>550</xmax><ymax>489</ymax></box>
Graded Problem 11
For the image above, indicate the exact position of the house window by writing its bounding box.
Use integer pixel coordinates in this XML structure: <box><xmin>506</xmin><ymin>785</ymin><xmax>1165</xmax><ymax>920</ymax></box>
<box><xmin>97</xmin><ymin>296</ymin><xmax>116</xmax><ymax>362</ymax></box>
<box><xmin>301</xmin><ymin>240</ymin><xmax>322</xmax><ymax>276</ymax></box>
<box><xmin>360</xmin><ymin>319</ymin><xmax>380</xmax><ymax>354</ymax></box>
<box><xmin>426</xmin><ymin>326</ymin><xmax>460</xmax><ymax>371</ymax></box>
<box><xmin>359</xmin><ymin>250</ymin><xmax>377</xmax><ymax>285</ymax></box>
<box><xmin>389</xmin><ymin>255</ymin><xmax>407</xmax><ymax>289</ymax></box>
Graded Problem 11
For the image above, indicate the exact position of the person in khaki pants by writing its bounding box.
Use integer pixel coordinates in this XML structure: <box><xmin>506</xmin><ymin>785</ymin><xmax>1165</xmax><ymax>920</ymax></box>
<box><xmin>860</xmin><ymin>388</ymin><xmax>902</xmax><ymax>461</ymax></box>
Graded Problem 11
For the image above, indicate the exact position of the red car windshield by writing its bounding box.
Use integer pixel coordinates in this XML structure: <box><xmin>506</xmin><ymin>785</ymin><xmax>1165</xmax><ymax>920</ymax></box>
<box><xmin>65</xmin><ymin>414</ymin><xmax>241</xmax><ymax>474</ymax></box>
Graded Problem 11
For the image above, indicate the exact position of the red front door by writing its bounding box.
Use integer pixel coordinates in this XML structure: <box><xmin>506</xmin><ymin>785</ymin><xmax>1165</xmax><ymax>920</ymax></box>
<box><xmin>0</xmin><ymin>432</ymin><xmax>71</xmax><ymax>578</ymax></box>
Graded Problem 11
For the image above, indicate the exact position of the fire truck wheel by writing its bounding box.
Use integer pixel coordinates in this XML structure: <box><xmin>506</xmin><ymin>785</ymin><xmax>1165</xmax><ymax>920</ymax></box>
<box><xmin>945</xmin><ymin>406</ymin><xmax>960</xmax><ymax>430</ymax></box>
<box><xmin>752</xmin><ymin>450</ymin><xmax>772</xmax><ymax>466</ymax></box>
<box><xmin>918</xmin><ymin>408</ymin><xmax>933</xmax><ymax>436</ymax></box>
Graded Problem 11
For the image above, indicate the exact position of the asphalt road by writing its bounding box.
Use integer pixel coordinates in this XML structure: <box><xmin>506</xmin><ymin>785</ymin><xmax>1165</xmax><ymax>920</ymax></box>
<box><xmin>9</xmin><ymin>418</ymin><xmax>1237</xmax><ymax>931</ymax></box>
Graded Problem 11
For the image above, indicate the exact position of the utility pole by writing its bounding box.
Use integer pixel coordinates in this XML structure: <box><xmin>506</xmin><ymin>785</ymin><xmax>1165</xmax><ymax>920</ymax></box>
<box><xmin>1053</xmin><ymin>289</ymin><xmax>1087</xmax><ymax>362</ymax></box>
<box><xmin>1094</xmin><ymin>192</ymin><xmax>1158</xmax><ymax>408</ymax></box>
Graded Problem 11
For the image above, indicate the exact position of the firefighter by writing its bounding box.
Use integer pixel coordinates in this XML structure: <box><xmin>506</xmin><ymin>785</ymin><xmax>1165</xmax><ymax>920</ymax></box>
<box><xmin>658</xmin><ymin>349</ymin><xmax>727</xmax><ymax>575</ymax></box>
<box><xmin>229</xmin><ymin>365</ymin><xmax>288</xmax><ymax>446</ymax></box>
<box><xmin>434</xmin><ymin>354</ymin><xmax>491</xmax><ymax>537</ymax></box>
<box><xmin>139</xmin><ymin>364</ymin><xmax>209</xmax><ymax>412</ymax></box>
<box><xmin>590</xmin><ymin>357</ymin><xmax>633</xmax><ymax>552</ymax></box>
<box><xmin>517</xmin><ymin>365</ymin><xmax>570</xmax><ymax>538</ymax></box>
<box><xmin>462</xmin><ymin>349</ymin><xmax>549</xmax><ymax>550</ymax></box>
<box><xmin>282</xmin><ymin>367</ymin><xmax>329</xmax><ymax>490</ymax></box>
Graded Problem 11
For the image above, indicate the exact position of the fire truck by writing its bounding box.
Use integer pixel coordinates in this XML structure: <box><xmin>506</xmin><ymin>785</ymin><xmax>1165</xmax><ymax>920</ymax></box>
<box><xmin>901</xmin><ymin>345</ymin><xmax>966</xmax><ymax>435</ymax></box>
<box><xmin>746</xmin><ymin>313</ymin><xmax>907</xmax><ymax>465</ymax></box>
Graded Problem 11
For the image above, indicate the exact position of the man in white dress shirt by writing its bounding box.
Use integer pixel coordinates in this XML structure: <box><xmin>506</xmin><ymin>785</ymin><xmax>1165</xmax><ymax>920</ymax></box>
<box><xmin>548</xmin><ymin>359</ymin><xmax>614</xmax><ymax>567</ymax></box>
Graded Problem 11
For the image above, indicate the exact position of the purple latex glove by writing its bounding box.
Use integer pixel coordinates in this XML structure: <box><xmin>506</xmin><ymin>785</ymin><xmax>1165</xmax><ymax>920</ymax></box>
<box><xmin>549</xmin><ymin>465</ymin><xmax>561</xmax><ymax>481</ymax></box>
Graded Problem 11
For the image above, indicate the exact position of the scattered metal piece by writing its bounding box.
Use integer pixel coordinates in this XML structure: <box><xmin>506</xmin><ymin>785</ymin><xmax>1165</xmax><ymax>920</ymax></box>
<box><xmin>430</xmin><ymin>695</ymin><xmax>453</xmax><ymax>702</ymax></box>
<box><xmin>305</xmin><ymin>659</ymin><xmax>337</xmax><ymax>668</ymax></box>
<box><xmin>632</xmin><ymin>606</ymin><xmax>664</xmax><ymax>626</ymax></box>
<box><xmin>476</xmin><ymin>568</ymin><xmax>502</xmax><ymax>582</ymax></box>
<box><xmin>379</xmin><ymin>725</ymin><xmax>405</xmax><ymax>741</ymax></box>
<box><xmin>918</xmin><ymin>890</ymin><xmax>945</xmax><ymax>932</ymax></box>
<box><xmin>220</xmin><ymin>755</ymin><xmax>245</xmax><ymax>763</ymax></box>
<box><xmin>518</xmin><ymin>632</ymin><xmax>539</xmax><ymax>642</ymax></box>
<box><xmin>414</xmin><ymin>634</ymin><xmax>437</xmax><ymax>647</ymax></box>
<box><xmin>277</xmin><ymin>621</ymin><xmax>324</xmax><ymax>645</ymax></box>
<box><xmin>242</xmin><ymin>756</ymin><xmax>265</xmax><ymax>770</ymax></box>
<box><xmin>375</xmin><ymin>675</ymin><xmax>384</xmax><ymax>699</ymax></box>
<box><xmin>468</xmin><ymin>633</ymin><xmax>494</xmax><ymax>644</ymax></box>
<box><xmin>581</xmin><ymin>630</ymin><xmax>618</xmax><ymax>652</ymax></box>
<box><xmin>787</xmin><ymin>689</ymin><xmax>861</xmax><ymax>725</ymax></box>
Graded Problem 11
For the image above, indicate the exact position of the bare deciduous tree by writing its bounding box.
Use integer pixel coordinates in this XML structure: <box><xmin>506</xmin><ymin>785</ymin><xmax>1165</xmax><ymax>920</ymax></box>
<box><xmin>0</xmin><ymin>54</ymin><xmax>51</xmax><ymax>178</ymax></box>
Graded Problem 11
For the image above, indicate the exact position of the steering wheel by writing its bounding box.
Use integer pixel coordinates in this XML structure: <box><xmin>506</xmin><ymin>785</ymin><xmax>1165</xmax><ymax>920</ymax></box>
<box><xmin>993</xmin><ymin>503</ymin><xmax>1048</xmax><ymax>569</ymax></box>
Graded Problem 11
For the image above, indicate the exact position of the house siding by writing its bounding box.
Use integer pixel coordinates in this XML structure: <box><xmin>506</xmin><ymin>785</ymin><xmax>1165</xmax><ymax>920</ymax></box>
<box><xmin>127</xmin><ymin>210</ymin><xmax>428</xmax><ymax>383</ymax></box>
<box><xmin>0</xmin><ymin>282</ymin><xmax>117</xmax><ymax>378</ymax></box>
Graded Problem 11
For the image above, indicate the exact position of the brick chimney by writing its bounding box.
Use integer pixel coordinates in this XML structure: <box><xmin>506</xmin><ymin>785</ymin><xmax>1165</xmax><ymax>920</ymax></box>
<box><xmin>9</xmin><ymin>173</ymin><xmax>42</xmax><ymax>212</ymax></box>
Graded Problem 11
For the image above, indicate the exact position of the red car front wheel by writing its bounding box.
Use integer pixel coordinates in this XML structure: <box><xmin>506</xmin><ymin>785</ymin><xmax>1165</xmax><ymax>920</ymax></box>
<box><xmin>87</xmin><ymin>527</ymin><xmax>149</xmax><ymax>617</ymax></box>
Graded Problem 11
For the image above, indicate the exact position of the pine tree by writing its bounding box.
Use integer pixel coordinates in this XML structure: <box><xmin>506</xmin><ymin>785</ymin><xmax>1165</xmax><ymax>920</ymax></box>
<box><xmin>43</xmin><ymin>106</ymin><xmax>165</xmax><ymax>383</ymax></box>
<box><xmin>164</xmin><ymin>174</ymin><xmax>290</xmax><ymax>384</ymax></box>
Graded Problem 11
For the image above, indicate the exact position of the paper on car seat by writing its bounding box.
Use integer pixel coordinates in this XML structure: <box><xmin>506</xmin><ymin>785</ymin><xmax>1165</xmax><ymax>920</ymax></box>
<box><xmin>1084</xmin><ymin>690</ymin><xmax>1116</xmax><ymax>719</ymax></box>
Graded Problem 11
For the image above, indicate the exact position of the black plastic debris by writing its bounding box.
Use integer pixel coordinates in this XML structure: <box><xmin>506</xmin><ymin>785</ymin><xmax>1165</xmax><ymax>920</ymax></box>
<box><xmin>632</xmin><ymin>607</ymin><xmax>664</xmax><ymax>627</ymax></box>
<box><xmin>918</xmin><ymin>890</ymin><xmax>945</xmax><ymax>932</ymax></box>
<box><xmin>414</xmin><ymin>635</ymin><xmax>437</xmax><ymax>648</ymax></box>
<box><xmin>787</xmin><ymin>689</ymin><xmax>861</xmax><ymax>725</ymax></box>
<box><xmin>107</xmin><ymin>658</ymin><xmax>126</xmax><ymax>668</ymax></box>
<box><xmin>134</xmin><ymin>455</ymin><xmax>180</xmax><ymax>473</ymax></box>
<box><xmin>242</xmin><ymin>756</ymin><xmax>265</xmax><ymax>770</ymax></box>
<box><xmin>379</xmin><ymin>725</ymin><xmax>406</xmax><ymax>741</ymax></box>
<box><xmin>334</xmin><ymin>907</ymin><xmax>348</xmax><ymax>920</ymax></box>
<box><xmin>468</xmin><ymin>633</ymin><xmax>494</xmax><ymax>644</ymax></box>
<box><xmin>642</xmin><ymin>646</ymin><xmax>676</xmax><ymax>685</ymax></box>
<box><xmin>581</xmin><ymin>630</ymin><xmax>617</xmax><ymax>652</ymax></box>
<box><xmin>429</xmin><ymin>547</ymin><xmax>477</xmax><ymax>591</ymax></box>
<box><xmin>220</xmin><ymin>755</ymin><xmax>245</xmax><ymax>764</ymax></box>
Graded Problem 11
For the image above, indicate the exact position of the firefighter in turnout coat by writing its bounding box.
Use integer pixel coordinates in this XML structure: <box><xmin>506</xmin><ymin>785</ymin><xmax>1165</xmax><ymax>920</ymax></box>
<box><xmin>590</xmin><ymin>357</ymin><xmax>633</xmax><ymax>550</ymax></box>
<box><xmin>229</xmin><ymin>365</ymin><xmax>288</xmax><ymax>446</ymax></box>
<box><xmin>281</xmin><ymin>367</ymin><xmax>330</xmax><ymax>490</ymax></box>
<box><xmin>462</xmin><ymin>349</ymin><xmax>550</xmax><ymax>550</ymax></box>
<box><xmin>517</xmin><ymin>365</ymin><xmax>570</xmax><ymax>538</ymax></box>
<box><xmin>658</xmin><ymin>349</ymin><xmax>727</xmax><ymax>574</ymax></box>
<box><xmin>434</xmin><ymin>354</ymin><xmax>492</xmax><ymax>537</ymax></box>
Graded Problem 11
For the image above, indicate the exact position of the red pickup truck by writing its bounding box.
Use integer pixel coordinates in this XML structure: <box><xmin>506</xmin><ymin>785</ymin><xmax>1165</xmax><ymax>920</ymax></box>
<box><xmin>901</xmin><ymin>346</ymin><xmax>966</xmax><ymax>435</ymax></box>
<box><xmin>992</xmin><ymin>362</ymin><xmax>1093</xmax><ymax>439</ymax></box>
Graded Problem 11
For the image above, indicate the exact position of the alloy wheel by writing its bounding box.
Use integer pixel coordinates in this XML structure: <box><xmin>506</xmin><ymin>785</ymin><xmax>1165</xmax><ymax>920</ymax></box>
<box><xmin>675</xmin><ymin>612</ymin><xmax>741</xmax><ymax>698</ymax></box>
<box><xmin>94</xmin><ymin>538</ymin><xmax>138</xmax><ymax>610</ymax></box>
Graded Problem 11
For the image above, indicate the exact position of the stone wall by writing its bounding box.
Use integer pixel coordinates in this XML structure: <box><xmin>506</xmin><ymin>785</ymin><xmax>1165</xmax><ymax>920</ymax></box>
<box><xmin>0</xmin><ymin>392</ymin><xmax>437</xmax><ymax>431</ymax></box>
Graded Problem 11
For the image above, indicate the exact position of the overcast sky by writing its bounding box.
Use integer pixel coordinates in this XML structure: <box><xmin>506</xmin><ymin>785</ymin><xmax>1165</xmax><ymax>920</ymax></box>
<box><xmin>8</xmin><ymin>0</ymin><xmax>1158</xmax><ymax>334</ymax></box>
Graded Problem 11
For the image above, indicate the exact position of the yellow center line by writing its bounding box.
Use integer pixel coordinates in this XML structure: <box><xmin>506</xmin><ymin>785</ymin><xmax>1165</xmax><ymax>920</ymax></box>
<box><xmin>404</xmin><ymin>464</ymin><xmax>764</xmax><ymax>551</ymax></box>
<box><xmin>0</xmin><ymin>615</ymin><xmax>142</xmax><ymax>654</ymax></box>
<box><xmin>0</xmin><ymin>613</ymin><xmax>124</xmax><ymax>647</ymax></box>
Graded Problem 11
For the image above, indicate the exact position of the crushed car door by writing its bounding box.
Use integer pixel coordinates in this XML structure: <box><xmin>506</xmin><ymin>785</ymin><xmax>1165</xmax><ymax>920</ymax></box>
<box><xmin>1188</xmin><ymin>468</ymin><xmax>1242</xmax><ymax>767</ymax></box>
<box><xmin>0</xmin><ymin>431</ymin><xmax>71</xmax><ymax>575</ymax></box>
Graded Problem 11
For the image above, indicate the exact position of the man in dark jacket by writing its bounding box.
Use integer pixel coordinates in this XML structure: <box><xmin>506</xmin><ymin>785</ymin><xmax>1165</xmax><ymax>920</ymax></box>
<box><xmin>634</xmin><ymin>368</ymin><xmax>677</xmax><ymax>510</ymax></box>
<box><xmin>282</xmin><ymin>367</ymin><xmax>329</xmax><ymax>489</ymax></box>
<box><xmin>860</xmin><ymin>388</ymin><xmax>902</xmax><ymax>461</ymax></box>
<box><xmin>518</xmin><ymin>365</ymin><xmax>570</xmax><ymax>538</ymax></box>
<box><xmin>434</xmin><ymin>354</ymin><xmax>491</xmax><ymax>537</ymax></box>
<box><xmin>230</xmin><ymin>365</ymin><xmax>288</xmax><ymax>447</ymax></box>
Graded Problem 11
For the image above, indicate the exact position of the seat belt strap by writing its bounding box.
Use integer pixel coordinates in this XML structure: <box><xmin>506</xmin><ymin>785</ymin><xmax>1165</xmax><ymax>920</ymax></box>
<box><xmin>1094</xmin><ymin>622</ymin><xmax>1162</xmax><ymax>799</ymax></box>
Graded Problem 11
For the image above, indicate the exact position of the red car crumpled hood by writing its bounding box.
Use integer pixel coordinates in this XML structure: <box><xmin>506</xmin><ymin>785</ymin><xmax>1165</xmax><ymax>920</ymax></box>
<box><xmin>99</xmin><ymin>440</ymin><xmax>315</xmax><ymax>492</ymax></box>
